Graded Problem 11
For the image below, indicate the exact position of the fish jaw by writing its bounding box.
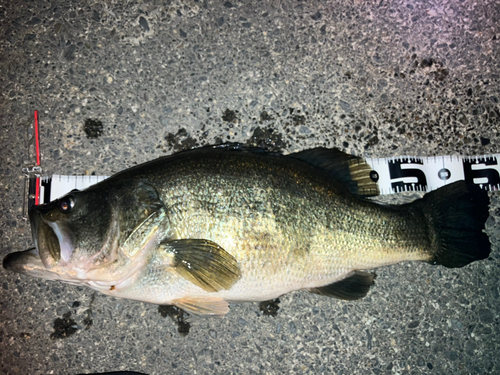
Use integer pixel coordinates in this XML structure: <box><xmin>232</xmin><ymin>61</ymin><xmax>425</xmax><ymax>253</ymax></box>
<box><xmin>2</xmin><ymin>246</ymin><xmax>129</xmax><ymax>289</ymax></box>
<box><xmin>4</xmin><ymin>205</ymin><xmax>79</xmax><ymax>281</ymax></box>
<box><xmin>3</xmin><ymin>248</ymin><xmax>67</xmax><ymax>281</ymax></box>
<box><xmin>30</xmin><ymin>206</ymin><xmax>65</xmax><ymax>269</ymax></box>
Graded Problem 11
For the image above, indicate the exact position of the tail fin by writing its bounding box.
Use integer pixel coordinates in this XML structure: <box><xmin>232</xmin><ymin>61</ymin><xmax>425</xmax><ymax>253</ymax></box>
<box><xmin>417</xmin><ymin>181</ymin><xmax>490</xmax><ymax>268</ymax></box>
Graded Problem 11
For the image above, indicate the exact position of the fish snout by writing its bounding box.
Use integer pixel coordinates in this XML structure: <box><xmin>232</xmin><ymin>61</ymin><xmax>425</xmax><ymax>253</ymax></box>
<box><xmin>3</xmin><ymin>248</ymin><xmax>40</xmax><ymax>274</ymax></box>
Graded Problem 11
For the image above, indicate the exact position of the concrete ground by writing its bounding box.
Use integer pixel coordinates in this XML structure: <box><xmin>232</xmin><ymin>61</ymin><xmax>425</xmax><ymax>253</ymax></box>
<box><xmin>1</xmin><ymin>0</ymin><xmax>499</xmax><ymax>374</ymax></box>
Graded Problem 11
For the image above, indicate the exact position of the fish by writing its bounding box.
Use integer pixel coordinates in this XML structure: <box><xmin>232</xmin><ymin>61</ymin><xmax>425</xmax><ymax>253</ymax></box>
<box><xmin>3</xmin><ymin>144</ymin><xmax>491</xmax><ymax>316</ymax></box>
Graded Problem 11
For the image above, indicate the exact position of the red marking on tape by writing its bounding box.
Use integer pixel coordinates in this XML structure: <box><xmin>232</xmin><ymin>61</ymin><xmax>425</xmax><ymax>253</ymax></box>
<box><xmin>34</xmin><ymin>110</ymin><xmax>41</xmax><ymax>205</ymax></box>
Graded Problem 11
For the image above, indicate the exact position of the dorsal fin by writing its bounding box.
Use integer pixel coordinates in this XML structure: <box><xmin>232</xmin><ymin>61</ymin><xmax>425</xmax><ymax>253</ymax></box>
<box><xmin>288</xmin><ymin>148</ymin><xmax>379</xmax><ymax>197</ymax></box>
<box><xmin>203</xmin><ymin>143</ymin><xmax>379</xmax><ymax>196</ymax></box>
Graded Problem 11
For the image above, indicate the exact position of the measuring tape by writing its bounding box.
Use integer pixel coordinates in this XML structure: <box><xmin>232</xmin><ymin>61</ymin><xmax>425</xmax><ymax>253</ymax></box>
<box><xmin>365</xmin><ymin>155</ymin><xmax>500</xmax><ymax>195</ymax></box>
<box><xmin>22</xmin><ymin>111</ymin><xmax>500</xmax><ymax>213</ymax></box>
<box><xmin>27</xmin><ymin>154</ymin><xmax>499</xmax><ymax>207</ymax></box>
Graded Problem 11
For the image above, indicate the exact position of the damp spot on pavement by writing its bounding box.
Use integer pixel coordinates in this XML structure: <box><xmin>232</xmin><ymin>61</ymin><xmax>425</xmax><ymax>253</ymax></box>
<box><xmin>259</xmin><ymin>110</ymin><xmax>274</xmax><ymax>122</ymax></box>
<box><xmin>259</xmin><ymin>298</ymin><xmax>280</xmax><ymax>317</ymax></box>
<box><xmin>164</xmin><ymin>128</ymin><xmax>199</xmax><ymax>152</ymax></box>
<box><xmin>222</xmin><ymin>109</ymin><xmax>239</xmax><ymax>123</ymax></box>
<box><xmin>83</xmin><ymin>293</ymin><xmax>95</xmax><ymax>330</ymax></box>
<box><xmin>139</xmin><ymin>16</ymin><xmax>149</xmax><ymax>32</ymax></box>
<box><xmin>246</xmin><ymin>127</ymin><xmax>287</xmax><ymax>152</ymax></box>
<box><xmin>158</xmin><ymin>305</ymin><xmax>191</xmax><ymax>336</ymax></box>
<box><xmin>50</xmin><ymin>312</ymin><xmax>78</xmax><ymax>340</ymax></box>
<box><xmin>83</xmin><ymin>119</ymin><xmax>104</xmax><ymax>139</ymax></box>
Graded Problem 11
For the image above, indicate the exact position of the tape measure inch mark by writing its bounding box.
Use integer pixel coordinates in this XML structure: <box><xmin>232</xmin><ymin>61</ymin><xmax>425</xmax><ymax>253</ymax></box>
<box><xmin>366</xmin><ymin>154</ymin><xmax>500</xmax><ymax>195</ymax></box>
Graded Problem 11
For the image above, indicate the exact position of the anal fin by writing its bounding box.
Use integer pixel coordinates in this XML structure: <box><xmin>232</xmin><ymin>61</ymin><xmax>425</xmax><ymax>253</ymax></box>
<box><xmin>172</xmin><ymin>297</ymin><xmax>230</xmax><ymax>317</ymax></box>
<box><xmin>309</xmin><ymin>271</ymin><xmax>376</xmax><ymax>300</ymax></box>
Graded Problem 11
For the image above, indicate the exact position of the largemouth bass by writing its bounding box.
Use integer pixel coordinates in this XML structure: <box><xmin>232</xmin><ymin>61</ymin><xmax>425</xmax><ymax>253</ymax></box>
<box><xmin>3</xmin><ymin>145</ymin><xmax>491</xmax><ymax>316</ymax></box>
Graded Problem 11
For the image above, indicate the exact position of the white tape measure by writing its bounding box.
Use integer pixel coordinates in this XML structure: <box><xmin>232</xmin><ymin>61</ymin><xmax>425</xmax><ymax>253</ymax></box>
<box><xmin>365</xmin><ymin>154</ymin><xmax>500</xmax><ymax>195</ymax></box>
<box><xmin>30</xmin><ymin>154</ymin><xmax>500</xmax><ymax>206</ymax></box>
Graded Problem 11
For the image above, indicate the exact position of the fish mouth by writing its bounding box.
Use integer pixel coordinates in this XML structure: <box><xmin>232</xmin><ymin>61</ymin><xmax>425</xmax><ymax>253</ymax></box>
<box><xmin>37</xmin><ymin>218</ymin><xmax>61</xmax><ymax>268</ymax></box>
<box><xmin>29</xmin><ymin>207</ymin><xmax>59</xmax><ymax>269</ymax></box>
<box><xmin>3</xmin><ymin>207</ymin><xmax>74</xmax><ymax>279</ymax></box>
<box><xmin>2</xmin><ymin>206</ymin><xmax>58</xmax><ymax>276</ymax></box>
<box><xmin>3</xmin><ymin>246</ymin><xmax>71</xmax><ymax>281</ymax></box>
<box><xmin>28</xmin><ymin>206</ymin><xmax>75</xmax><ymax>269</ymax></box>
<box><xmin>3</xmin><ymin>247</ymin><xmax>40</xmax><ymax>274</ymax></box>
<box><xmin>3</xmin><ymin>247</ymin><xmax>59</xmax><ymax>279</ymax></box>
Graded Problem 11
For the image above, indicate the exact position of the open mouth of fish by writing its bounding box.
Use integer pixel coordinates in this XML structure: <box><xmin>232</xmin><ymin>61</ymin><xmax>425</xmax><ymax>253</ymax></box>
<box><xmin>3</xmin><ymin>209</ymin><xmax>70</xmax><ymax>279</ymax></box>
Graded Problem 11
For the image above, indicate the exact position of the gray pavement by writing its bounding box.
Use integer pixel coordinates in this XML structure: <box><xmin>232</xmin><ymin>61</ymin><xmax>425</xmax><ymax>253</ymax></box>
<box><xmin>1</xmin><ymin>1</ymin><xmax>499</xmax><ymax>374</ymax></box>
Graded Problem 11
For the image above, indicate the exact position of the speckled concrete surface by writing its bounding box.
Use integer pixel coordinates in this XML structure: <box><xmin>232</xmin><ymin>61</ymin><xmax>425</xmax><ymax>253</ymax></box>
<box><xmin>1</xmin><ymin>1</ymin><xmax>499</xmax><ymax>374</ymax></box>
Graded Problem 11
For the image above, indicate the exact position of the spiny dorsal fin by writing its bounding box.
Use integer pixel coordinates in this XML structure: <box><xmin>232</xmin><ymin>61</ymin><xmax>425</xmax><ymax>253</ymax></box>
<box><xmin>288</xmin><ymin>148</ymin><xmax>379</xmax><ymax>197</ymax></box>
<box><xmin>309</xmin><ymin>271</ymin><xmax>376</xmax><ymax>300</ymax></box>
<box><xmin>160</xmin><ymin>239</ymin><xmax>241</xmax><ymax>293</ymax></box>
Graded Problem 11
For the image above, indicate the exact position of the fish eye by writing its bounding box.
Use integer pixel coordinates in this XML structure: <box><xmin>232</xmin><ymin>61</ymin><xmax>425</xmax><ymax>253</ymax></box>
<box><xmin>59</xmin><ymin>196</ymin><xmax>76</xmax><ymax>213</ymax></box>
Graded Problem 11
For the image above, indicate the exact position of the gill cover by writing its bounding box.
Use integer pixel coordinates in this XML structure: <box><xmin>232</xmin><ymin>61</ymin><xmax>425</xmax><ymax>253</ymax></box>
<box><xmin>114</xmin><ymin>180</ymin><xmax>166</xmax><ymax>257</ymax></box>
<box><xmin>29</xmin><ymin>187</ymin><xmax>115</xmax><ymax>269</ymax></box>
<box><xmin>21</xmin><ymin>178</ymin><xmax>165</xmax><ymax>279</ymax></box>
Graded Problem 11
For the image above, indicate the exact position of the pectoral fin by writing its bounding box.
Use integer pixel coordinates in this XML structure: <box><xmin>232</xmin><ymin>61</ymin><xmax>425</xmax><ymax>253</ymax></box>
<box><xmin>159</xmin><ymin>239</ymin><xmax>241</xmax><ymax>293</ymax></box>
<box><xmin>309</xmin><ymin>271</ymin><xmax>376</xmax><ymax>300</ymax></box>
<box><xmin>172</xmin><ymin>297</ymin><xmax>230</xmax><ymax>317</ymax></box>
